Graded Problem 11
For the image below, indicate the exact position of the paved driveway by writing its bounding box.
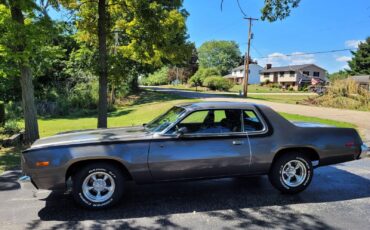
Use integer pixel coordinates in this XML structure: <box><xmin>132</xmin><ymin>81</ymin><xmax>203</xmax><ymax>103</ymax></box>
<box><xmin>0</xmin><ymin>159</ymin><xmax>370</xmax><ymax>229</ymax></box>
<box><xmin>146</xmin><ymin>86</ymin><xmax>370</xmax><ymax>145</ymax></box>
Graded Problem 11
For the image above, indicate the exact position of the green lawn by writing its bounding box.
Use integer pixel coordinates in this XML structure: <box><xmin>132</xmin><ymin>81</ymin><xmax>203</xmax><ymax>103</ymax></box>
<box><xmin>0</xmin><ymin>90</ymin><xmax>357</xmax><ymax>174</ymax></box>
<box><xmin>230</xmin><ymin>84</ymin><xmax>298</xmax><ymax>93</ymax></box>
<box><xmin>159</xmin><ymin>84</ymin><xmax>300</xmax><ymax>93</ymax></box>
<box><xmin>248</xmin><ymin>95</ymin><xmax>311</xmax><ymax>105</ymax></box>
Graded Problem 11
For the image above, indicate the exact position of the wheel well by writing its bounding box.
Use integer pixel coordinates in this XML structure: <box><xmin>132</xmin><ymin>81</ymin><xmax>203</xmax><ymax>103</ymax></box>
<box><xmin>65</xmin><ymin>159</ymin><xmax>133</xmax><ymax>182</ymax></box>
<box><xmin>272</xmin><ymin>147</ymin><xmax>320</xmax><ymax>166</ymax></box>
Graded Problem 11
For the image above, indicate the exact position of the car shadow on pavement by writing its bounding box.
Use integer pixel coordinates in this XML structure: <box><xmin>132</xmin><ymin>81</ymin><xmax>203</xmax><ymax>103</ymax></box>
<box><xmin>0</xmin><ymin>170</ymin><xmax>21</xmax><ymax>191</ymax></box>
<box><xmin>30</xmin><ymin>165</ymin><xmax>370</xmax><ymax>229</ymax></box>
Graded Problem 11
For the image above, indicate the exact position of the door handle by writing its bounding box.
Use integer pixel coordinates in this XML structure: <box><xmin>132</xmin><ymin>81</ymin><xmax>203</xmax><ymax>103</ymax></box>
<box><xmin>232</xmin><ymin>140</ymin><xmax>244</xmax><ymax>145</ymax></box>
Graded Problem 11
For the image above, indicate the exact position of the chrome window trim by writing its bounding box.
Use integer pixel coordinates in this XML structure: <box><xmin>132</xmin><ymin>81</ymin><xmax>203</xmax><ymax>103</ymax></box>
<box><xmin>158</xmin><ymin>106</ymin><xmax>269</xmax><ymax>137</ymax></box>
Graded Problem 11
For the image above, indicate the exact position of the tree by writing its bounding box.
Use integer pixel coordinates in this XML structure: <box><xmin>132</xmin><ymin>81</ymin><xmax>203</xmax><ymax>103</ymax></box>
<box><xmin>0</xmin><ymin>1</ymin><xmax>59</xmax><ymax>142</ymax></box>
<box><xmin>61</xmin><ymin>0</ymin><xmax>192</xmax><ymax>128</ymax></box>
<box><xmin>198</xmin><ymin>40</ymin><xmax>241</xmax><ymax>75</ymax></box>
<box><xmin>188</xmin><ymin>67</ymin><xmax>220</xmax><ymax>87</ymax></box>
<box><xmin>261</xmin><ymin>0</ymin><xmax>301</xmax><ymax>22</ymax></box>
<box><xmin>328</xmin><ymin>70</ymin><xmax>349</xmax><ymax>82</ymax></box>
<box><xmin>348</xmin><ymin>37</ymin><xmax>370</xmax><ymax>75</ymax></box>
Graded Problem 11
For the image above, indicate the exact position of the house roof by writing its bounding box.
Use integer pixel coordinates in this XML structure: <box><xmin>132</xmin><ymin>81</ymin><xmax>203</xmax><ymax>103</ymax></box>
<box><xmin>350</xmin><ymin>75</ymin><xmax>370</xmax><ymax>83</ymax></box>
<box><xmin>260</xmin><ymin>64</ymin><xmax>325</xmax><ymax>73</ymax></box>
<box><xmin>232</xmin><ymin>64</ymin><xmax>261</xmax><ymax>71</ymax></box>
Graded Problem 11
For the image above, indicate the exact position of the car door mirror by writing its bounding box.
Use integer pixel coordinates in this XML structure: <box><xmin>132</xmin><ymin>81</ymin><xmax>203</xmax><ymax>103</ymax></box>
<box><xmin>176</xmin><ymin>127</ymin><xmax>188</xmax><ymax>138</ymax></box>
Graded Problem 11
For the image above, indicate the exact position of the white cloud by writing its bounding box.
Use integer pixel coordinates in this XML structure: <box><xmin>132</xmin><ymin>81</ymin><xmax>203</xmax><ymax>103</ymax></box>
<box><xmin>345</xmin><ymin>39</ymin><xmax>364</xmax><ymax>48</ymax></box>
<box><xmin>256</xmin><ymin>51</ymin><xmax>316</xmax><ymax>67</ymax></box>
<box><xmin>336</xmin><ymin>56</ymin><xmax>351</xmax><ymax>62</ymax></box>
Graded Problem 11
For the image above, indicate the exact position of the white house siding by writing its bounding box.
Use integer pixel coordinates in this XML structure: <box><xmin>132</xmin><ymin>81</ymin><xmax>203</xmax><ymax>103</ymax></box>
<box><xmin>227</xmin><ymin>64</ymin><xmax>263</xmax><ymax>84</ymax></box>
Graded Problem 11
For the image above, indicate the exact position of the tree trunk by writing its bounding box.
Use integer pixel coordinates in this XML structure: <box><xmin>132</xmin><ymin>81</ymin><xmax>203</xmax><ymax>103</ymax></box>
<box><xmin>20</xmin><ymin>66</ymin><xmax>39</xmax><ymax>142</ymax></box>
<box><xmin>97</xmin><ymin>0</ymin><xmax>108</xmax><ymax>128</ymax></box>
<box><xmin>10</xmin><ymin>3</ymin><xmax>39</xmax><ymax>143</ymax></box>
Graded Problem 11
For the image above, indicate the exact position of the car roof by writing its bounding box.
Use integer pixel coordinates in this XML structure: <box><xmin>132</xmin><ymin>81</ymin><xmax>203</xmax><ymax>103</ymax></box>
<box><xmin>177</xmin><ymin>101</ymin><xmax>259</xmax><ymax>111</ymax></box>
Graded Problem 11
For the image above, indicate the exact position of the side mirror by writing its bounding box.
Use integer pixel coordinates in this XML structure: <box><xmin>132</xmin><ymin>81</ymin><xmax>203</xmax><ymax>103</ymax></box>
<box><xmin>176</xmin><ymin>127</ymin><xmax>188</xmax><ymax>138</ymax></box>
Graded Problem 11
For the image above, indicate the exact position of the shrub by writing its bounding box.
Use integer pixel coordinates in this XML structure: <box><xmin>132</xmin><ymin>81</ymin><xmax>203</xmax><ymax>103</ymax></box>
<box><xmin>141</xmin><ymin>67</ymin><xmax>169</xmax><ymax>86</ymax></box>
<box><xmin>1</xmin><ymin>119</ymin><xmax>21</xmax><ymax>135</ymax></box>
<box><xmin>188</xmin><ymin>68</ymin><xmax>220</xmax><ymax>87</ymax></box>
<box><xmin>0</xmin><ymin>101</ymin><xmax>4</xmax><ymax>125</ymax></box>
<box><xmin>302</xmin><ymin>79</ymin><xmax>370</xmax><ymax>111</ymax></box>
<box><xmin>203</xmin><ymin>76</ymin><xmax>234</xmax><ymax>91</ymax></box>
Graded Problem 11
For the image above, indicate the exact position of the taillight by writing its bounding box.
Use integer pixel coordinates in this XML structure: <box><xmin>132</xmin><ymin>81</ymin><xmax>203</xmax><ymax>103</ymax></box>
<box><xmin>345</xmin><ymin>141</ymin><xmax>355</xmax><ymax>147</ymax></box>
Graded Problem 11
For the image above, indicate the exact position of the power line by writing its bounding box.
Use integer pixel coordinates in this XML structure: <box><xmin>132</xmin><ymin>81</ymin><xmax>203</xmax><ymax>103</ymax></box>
<box><xmin>255</xmin><ymin>48</ymin><xmax>356</xmax><ymax>59</ymax></box>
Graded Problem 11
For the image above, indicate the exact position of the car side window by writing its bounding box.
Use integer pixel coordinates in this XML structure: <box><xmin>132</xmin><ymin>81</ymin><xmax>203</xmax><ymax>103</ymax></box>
<box><xmin>243</xmin><ymin>110</ymin><xmax>264</xmax><ymax>132</ymax></box>
<box><xmin>169</xmin><ymin>109</ymin><xmax>242</xmax><ymax>135</ymax></box>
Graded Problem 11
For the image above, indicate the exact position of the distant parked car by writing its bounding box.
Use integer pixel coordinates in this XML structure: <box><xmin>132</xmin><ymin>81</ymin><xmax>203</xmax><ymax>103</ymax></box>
<box><xmin>22</xmin><ymin>102</ymin><xmax>368</xmax><ymax>209</ymax></box>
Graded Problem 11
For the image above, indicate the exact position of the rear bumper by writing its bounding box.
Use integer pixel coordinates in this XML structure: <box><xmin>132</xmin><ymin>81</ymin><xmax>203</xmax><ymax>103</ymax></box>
<box><xmin>359</xmin><ymin>144</ymin><xmax>369</xmax><ymax>159</ymax></box>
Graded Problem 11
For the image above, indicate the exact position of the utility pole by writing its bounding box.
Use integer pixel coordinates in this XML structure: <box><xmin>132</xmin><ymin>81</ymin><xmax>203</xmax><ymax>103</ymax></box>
<box><xmin>243</xmin><ymin>17</ymin><xmax>258</xmax><ymax>98</ymax></box>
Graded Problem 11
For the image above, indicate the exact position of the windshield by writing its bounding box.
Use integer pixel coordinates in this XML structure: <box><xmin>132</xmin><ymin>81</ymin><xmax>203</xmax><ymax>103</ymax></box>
<box><xmin>146</xmin><ymin>106</ymin><xmax>186</xmax><ymax>133</ymax></box>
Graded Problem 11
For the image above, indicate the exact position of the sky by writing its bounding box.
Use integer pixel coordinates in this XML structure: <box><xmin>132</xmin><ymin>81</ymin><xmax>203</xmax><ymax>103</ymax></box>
<box><xmin>183</xmin><ymin>0</ymin><xmax>370</xmax><ymax>73</ymax></box>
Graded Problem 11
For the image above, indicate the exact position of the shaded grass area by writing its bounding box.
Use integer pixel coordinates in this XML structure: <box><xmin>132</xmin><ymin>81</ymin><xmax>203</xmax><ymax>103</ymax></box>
<box><xmin>0</xmin><ymin>146</ymin><xmax>22</xmax><ymax>174</ymax></box>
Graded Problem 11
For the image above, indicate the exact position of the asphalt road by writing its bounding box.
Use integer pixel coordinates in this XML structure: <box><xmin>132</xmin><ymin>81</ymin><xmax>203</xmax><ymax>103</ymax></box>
<box><xmin>0</xmin><ymin>158</ymin><xmax>370</xmax><ymax>230</ymax></box>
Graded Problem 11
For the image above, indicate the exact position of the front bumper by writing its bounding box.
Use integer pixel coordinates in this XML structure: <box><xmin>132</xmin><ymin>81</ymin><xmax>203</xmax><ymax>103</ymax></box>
<box><xmin>359</xmin><ymin>144</ymin><xmax>369</xmax><ymax>159</ymax></box>
<box><xmin>21</xmin><ymin>155</ymin><xmax>65</xmax><ymax>190</ymax></box>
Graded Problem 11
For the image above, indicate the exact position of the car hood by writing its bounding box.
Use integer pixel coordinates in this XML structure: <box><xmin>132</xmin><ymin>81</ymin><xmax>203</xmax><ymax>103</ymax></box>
<box><xmin>29</xmin><ymin>126</ymin><xmax>152</xmax><ymax>150</ymax></box>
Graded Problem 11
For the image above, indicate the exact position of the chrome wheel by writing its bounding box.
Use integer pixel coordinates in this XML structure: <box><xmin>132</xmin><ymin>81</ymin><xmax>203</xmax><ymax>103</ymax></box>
<box><xmin>281</xmin><ymin>160</ymin><xmax>307</xmax><ymax>187</ymax></box>
<box><xmin>82</xmin><ymin>172</ymin><xmax>115</xmax><ymax>203</ymax></box>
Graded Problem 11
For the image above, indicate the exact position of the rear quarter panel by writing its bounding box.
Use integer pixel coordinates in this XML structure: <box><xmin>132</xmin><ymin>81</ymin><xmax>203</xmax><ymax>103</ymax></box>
<box><xmin>251</xmin><ymin>106</ymin><xmax>360</xmax><ymax>173</ymax></box>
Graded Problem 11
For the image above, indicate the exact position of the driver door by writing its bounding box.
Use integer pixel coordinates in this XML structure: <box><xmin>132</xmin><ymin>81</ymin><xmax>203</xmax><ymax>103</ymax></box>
<box><xmin>148</xmin><ymin>109</ymin><xmax>251</xmax><ymax>181</ymax></box>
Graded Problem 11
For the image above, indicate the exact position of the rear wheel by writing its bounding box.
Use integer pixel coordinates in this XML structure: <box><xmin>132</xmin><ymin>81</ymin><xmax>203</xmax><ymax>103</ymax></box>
<box><xmin>72</xmin><ymin>163</ymin><xmax>124</xmax><ymax>209</ymax></box>
<box><xmin>269</xmin><ymin>153</ymin><xmax>313</xmax><ymax>194</ymax></box>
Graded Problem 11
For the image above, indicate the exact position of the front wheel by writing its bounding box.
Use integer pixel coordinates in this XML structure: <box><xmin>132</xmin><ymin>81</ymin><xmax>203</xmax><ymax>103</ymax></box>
<box><xmin>269</xmin><ymin>153</ymin><xmax>313</xmax><ymax>194</ymax></box>
<box><xmin>72</xmin><ymin>163</ymin><xmax>124</xmax><ymax>209</ymax></box>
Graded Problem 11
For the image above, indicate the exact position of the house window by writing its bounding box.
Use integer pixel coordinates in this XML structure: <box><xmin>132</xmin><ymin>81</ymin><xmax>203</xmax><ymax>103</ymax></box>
<box><xmin>289</xmin><ymin>71</ymin><xmax>295</xmax><ymax>77</ymax></box>
<box><xmin>274</xmin><ymin>73</ymin><xmax>278</xmax><ymax>78</ymax></box>
<box><xmin>303</xmin><ymin>71</ymin><xmax>309</xmax><ymax>76</ymax></box>
<box><xmin>264</xmin><ymin>73</ymin><xmax>269</xmax><ymax>78</ymax></box>
<box><xmin>313</xmin><ymin>72</ymin><xmax>320</xmax><ymax>77</ymax></box>
<box><xmin>279</xmin><ymin>72</ymin><xmax>284</xmax><ymax>77</ymax></box>
<box><xmin>240</xmin><ymin>70</ymin><xmax>243</xmax><ymax>74</ymax></box>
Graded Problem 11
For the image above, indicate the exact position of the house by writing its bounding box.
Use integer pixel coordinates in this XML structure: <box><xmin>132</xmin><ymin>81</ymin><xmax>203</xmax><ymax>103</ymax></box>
<box><xmin>350</xmin><ymin>75</ymin><xmax>370</xmax><ymax>91</ymax></box>
<box><xmin>259</xmin><ymin>64</ymin><xmax>327</xmax><ymax>90</ymax></box>
<box><xmin>223</xmin><ymin>64</ymin><xmax>263</xmax><ymax>84</ymax></box>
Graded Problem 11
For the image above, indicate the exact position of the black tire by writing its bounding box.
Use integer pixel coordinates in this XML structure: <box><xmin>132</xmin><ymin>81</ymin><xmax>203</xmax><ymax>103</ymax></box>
<box><xmin>269</xmin><ymin>152</ymin><xmax>313</xmax><ymax>194</ymax></box>
<box><xmin>72</xmin><ymin>162</ymin><xmax>124</xmax><ymax>209</ymax></box>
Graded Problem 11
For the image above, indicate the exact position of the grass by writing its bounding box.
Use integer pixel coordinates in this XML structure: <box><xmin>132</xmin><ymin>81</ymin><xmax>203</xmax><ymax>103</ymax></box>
<box><xmin>230</xmin><ymin>84</ymin><xmax>297</xmax><ymax>93</ymax></box>
<box><xmin>0</xmin><ymin>90</ymin><xmax>357</xmax><ymax>174</ymax></box>
<box><xmin>38</xmin><ymin>90</ymin><xmax>198</xmax><ymax>137</ymax></box>
<box><xmin>248</xmin><ymin>95</ymin><xmax>311</xmax><ymax>105</ymax></box>
<box><xmin>159</xmin><ymin>84</ymin><xmax>301</xmax><ymax>93</ymax></box>
<box><xmin>0</xmin><ymin>146</ymin><xmax>22</xmax><ymax>174</ymax></box>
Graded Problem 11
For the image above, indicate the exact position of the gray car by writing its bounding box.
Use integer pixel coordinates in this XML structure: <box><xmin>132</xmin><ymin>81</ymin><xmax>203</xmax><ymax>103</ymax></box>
<box><xmin>22</xmin><ymin>102</ymin><xmax>368</xmax><ymax>209</ymax></box>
